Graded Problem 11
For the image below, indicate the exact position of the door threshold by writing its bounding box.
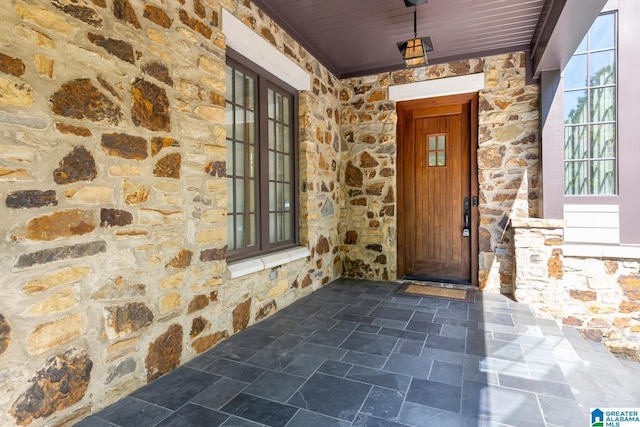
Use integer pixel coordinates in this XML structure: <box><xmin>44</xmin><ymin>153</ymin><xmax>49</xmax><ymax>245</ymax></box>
<box><xmin>400</xmin><ymin>275</ymin><xmax>479</xmax><ymax>291</ymax></box>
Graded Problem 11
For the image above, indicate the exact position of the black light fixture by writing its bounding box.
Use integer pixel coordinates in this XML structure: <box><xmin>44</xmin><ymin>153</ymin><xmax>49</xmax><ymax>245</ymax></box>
<box><xmin>397</xmin><ymin>0</ymin><xmax>433</xmax><ymax>68</ymax></box>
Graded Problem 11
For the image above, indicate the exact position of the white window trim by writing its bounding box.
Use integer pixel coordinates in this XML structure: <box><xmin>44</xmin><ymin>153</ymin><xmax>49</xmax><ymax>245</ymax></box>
<box><xmin>227</xmin><ymin>246</ymin><xmax>310</xmax><ymax>279</ymax></box>
<box><xmin>222</xmin><ymin>9</ymin><xmax>310</xmax><ymax>92</ymax></box>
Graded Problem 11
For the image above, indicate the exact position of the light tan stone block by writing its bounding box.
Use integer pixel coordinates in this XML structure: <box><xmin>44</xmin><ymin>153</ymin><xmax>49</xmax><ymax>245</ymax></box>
<box><xmin>198</xmin><ymin>56</ymin><xmax>226</xmax><ymax>78</ymax></box>
<box><xmin>195</xmin><ymin>105</ymin><xmax>224</xmax><ymax>122</ymax></box>
<box><xmin>13</xmin><ymin>24</ymin><xmax>56</xmax><ymax>49</ymax></box>
<box><xmin>106</xmin><ymin>337</ymin><xmax>140</xmax><ymax>362</ymax></box>
<box><xmin>22</xmin><ymin>266</ymin><xmax>90</xmax><ymax>294</ymax></box>
<box><xmin>108</xmin><ymin>164</ymin><xmax>143</xmax><ymax>177</ymax></box>
<box><xmin>27</xmin><ymin>286</ymin><xmax>78</xmax><ymax>315</ymax></box>
<box><xmin>0</xmin><ymin>77</ymin><xmax>33</xmax><ymax>107</ymax></box>
<box><xmin>34</xmin><ymin>54</ymin><xmax>54</xmax><ymax>78</ymax></box>
<box><xmin>0</xmin><ymin>144</ymin><xmax>35</xmax><ymax>163</ymax></box>
<box><xmin>27</xmin><ymin>313</ymin><xmax>85</xmax><ymax>354</ymax></box>
<box><xmin>196</xmin><ymin>227</ymin><xmax>226</xmax><ymax>244</ymax></box>
<box><xmin>66</xmin><ymin>186</ymin><xmax>115</xmax><ymax>204</ymax></box>
<box><xmin>161</xmin><ymin>272</ymin><xmax>185</xmax><ymax>290</ymax></box>
<box><xmin>122</xmin><ymin>180</ymin><xmax>150</xmax><ymax>205</ymax></box>
<box><xmin>139</xmin><ymin>208</ymin><xmax>185</xmax><ymax>226</ymax></box>
<box><xmin>15</xmin><ymin>1</ymin><xmax>78</xmax><ymax>37</ymax></box>
<box><xmin>268</xmin><ymin>281</ymin><xmax>288</xmax><ymax>298</ymax></box>
<box><xmin>153</xmin><ymin>181</ymin><xmax>180</xmax><ymax>194</ymax></box>
<box><xmin>160</xmin><ymin>293</ymin><xmax>182</xmax><ymax>314</ymax></box>
<box><xmin>0</xmin><ymin>167</ymin><xmax>30</xmax><ymax>180</ymax></box>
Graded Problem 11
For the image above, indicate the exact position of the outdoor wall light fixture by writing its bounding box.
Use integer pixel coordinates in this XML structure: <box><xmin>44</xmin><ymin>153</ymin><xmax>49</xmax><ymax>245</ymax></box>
<box><xmin>397</xmin><ymin>0</ymin><xmax>433</xmax><ymax>68</ymax></box>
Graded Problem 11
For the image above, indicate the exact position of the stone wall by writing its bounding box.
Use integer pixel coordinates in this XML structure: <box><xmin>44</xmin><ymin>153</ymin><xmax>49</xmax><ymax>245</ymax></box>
<box><xmin>0</xmin><ymin>1</ymin><xmax>340</xmax><ymax>425</ymax></box>
<box><xmin>512</xmin><ymin>220</ymin><xmax>640</xmax><ymax>361</ymax></box>
<box><xmin>339</xmin><ymin>53</ymin><xmax>540</xmax><ymax>292</ymax></box>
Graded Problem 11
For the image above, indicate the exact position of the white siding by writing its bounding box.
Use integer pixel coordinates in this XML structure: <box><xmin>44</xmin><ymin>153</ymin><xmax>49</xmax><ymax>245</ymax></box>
<box><xmin>563</xmin><ymin>204</ymin><xmax>620</xmax><ymax>244</ymax></box>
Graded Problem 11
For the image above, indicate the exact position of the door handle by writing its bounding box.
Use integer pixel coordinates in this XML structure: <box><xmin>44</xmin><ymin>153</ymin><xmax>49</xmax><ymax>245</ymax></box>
<box><xmin>463</xmin><ymin>197</ymin><xmax>470</xmax><ymax>237</ymax></box>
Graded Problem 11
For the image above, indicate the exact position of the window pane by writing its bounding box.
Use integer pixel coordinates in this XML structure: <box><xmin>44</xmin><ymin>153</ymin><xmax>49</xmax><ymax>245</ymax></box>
<box><xmin>248</xmin><ymin>214</ymin><xmax>256</xmax><ymax>246</ymax></box>
<box><xmin>277</xmin><ymin>153</ymin><xmax>285</xmax><ymax>180</ymax></box>
<box><xmin>235</xmin><ymin>107</ymin><xmax>245</xmax><ymax>141</ymax></box>
<box><xmin>590</xmin><ymin>50</ymin><xmax>615</xmax><ymax>86</ymax></box>
<box><xmin>428</xmin><ymin>136</ymin><xmax>436</xmax><ymax>150</ymax></box>
<box><xmin>437</xmin><ymin>152</ymin><xmax>446</xmax><ymax>166</ymax></box>
<box><xmin>564</xmin><ymin>125</ymin><xmax>588</xmax><ymax>160</ymax></box>
<box><xmin>236</xmin><ymin>215</ymin><xmax>244</xmax><ymax>247</ymax></box>
<box><xmin>283</xmin><ymin>125</ymin><xmax>291</xmax><ymax>154</ymax></box>
<box><xmin>283</xmin><ymin>97</ymin><xmax>290</xmax><ymax>125</ymax></box>
<box><xmin>227</xmin><ymin>215</ymin><xmax>235</xmax><ymax>250</ymax></box>
<box><xmin>437</xmin><ymin>135</ymin><xmax>446</xmax><ymax>150</ymax></box>
<box><xmin>269</xmin><ymin>213</ymin><xmax>276</xmax><ymax>242</ymax></box>
<box><xmin>564</xmin><ymin>54</ymin><xmax>587</xmax><ymax>89</ymax></box>
<box><xmin>276</xmin><ymin>123</ymin><xmax>284</xmax><ymax>152</ymax></box>
<box><xmin>429</xmin><ymin>152</ymin><xmax>436</xmax><ymax>167</ymax></box>
<box><xmin>283</xmin><ymin>154</ymin><xmax>291</xmax><ymax>181</ymax></box>
<box><xmin>225</xmin><ymin>103</ymin><xmax>234</xmax><ymax>137</ymax></box>
<box><xmin>564</xmin><ymin>161</ymin><xmax>588</xmax><ymax>195</ymax></box>
<box><xmin>283</xmin><ymin>184</ymin><xmax>291</xmax><ymax>211</ymax></box>
<box><xmin>227</xmin><ymin>179</ymin><xmax>235</xmax><ymax>210</ymax></box>
<box><xmin>234</xmin><ymin>71</ymin><xmax>244</xmax><ymax>107</ymax></box>
<box><xmin>234</xmin><ymin>143</ymin><xmax>245</xmax><ymax>176</ymax></box>
<box><xmin>268</xmin><ymin>120</ymin><xmax>275</xmax><ymax>150</ymax></box>
<box><xmin>564</xmin><ymin>90</ymin><xmax>588</xmax><ymax>124</ymax></box>
<box><xmin>248</xmin><ymin>145</ymin><xmax>255</xmax><ymax>179</ymax></box>
<box><xmin>590</xmin><ymin>14</ymin><xmax>615</xmax><ymax>51</ymax></box>
<box><xmin>590</xmin><ymin>87</ymin><xmax>615</xmax><ymax>122</ymax></box>
<box><xmin>269</xmin><ymin>182</ymin><xmax>276</xmax><ymax>211</ymax></box>
<box><xmin>246</xmin><ymin>77</ymin><xmax>255</xmax><ymax>109</ymax></box>
<box><xmin>276</xmin><ymin>93</ymin><xmax>283</xmax><ymax>120</ymax></box>
<box><xmin>225</xmin><ymin>65</ymin><xmax>233</xmax><ymax>99</ymax></box>
<box><xmin>235</xmin><ymin>179</ymin><xmax>245</xmax><ymax>212</ymax></box>
<box><xmin>591</xmin><ymin>160</ymin><xmax>615</xmax><ymax>195</ymax></box>
<box><xmin>591</xmin><ymin>124</ymin><xmax>615</xmax><ymax>159</ymax></box>
<box><xmin>226</xmin><ymin>140</ymin><xmax>234</xmax><ymax>173</ymax></box>
<box><xmin>575</xmin><ymin>34</ymin><xmax>587</xmax><ymax>54</ymax></box>
<box><xmin>268</xmin><ymin>89</ymin><xmax>275</xmax><ymax>118</ymax></box>
<box><xmin>278</xmin><ymin>183</ymin><xmax>285</xmax><ymax>209</ymax></box>
<box><xmin>269</xmin><ymin>151</ymin><xmax>275</xmax><ymax>180</ymax></box>
<box><xmin>248</xmin><ymin>178</ymin><xmax>256</xmax><ymax>211</ymax></box>
<box><xmin>283</xmin><ymin>213</ymin><xmax>291</xmax><ymax>240</ymax></box>
<box><xmin>246</xmin><ymin>111</ymin><xmax>255</xmax><ymax>144</ymax></box>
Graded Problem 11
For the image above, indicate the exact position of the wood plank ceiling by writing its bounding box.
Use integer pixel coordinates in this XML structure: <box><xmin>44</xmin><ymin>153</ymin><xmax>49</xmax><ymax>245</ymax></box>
<box><xmin>251</xmin><ymin>0</ymin><xmax>547</xmax><ymax>78</ymax></box>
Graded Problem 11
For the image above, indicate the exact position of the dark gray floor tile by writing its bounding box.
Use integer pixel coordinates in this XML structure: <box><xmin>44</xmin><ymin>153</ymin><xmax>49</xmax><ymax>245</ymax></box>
<box><xmin>208</xmin><ymin>344</ymin><xmax>259</xmax><ymax>362</ymax></box>
<box><xmin>220</xmin><ymin>416</ymin><xmax>264</xmax><ymax>426</ymax></box>
<box><xmin>429</xmin><ymin>360</ymin><xmax>464</xmax><ymax>386</ymax></box>
<box><xmin>399</xmin><ymin>402</ymin><xmax>466</xmax><ymax>427</ymax></box>
<box><xmin>286</xmin><ymin>410</ymin><xmax>350</xmax><ymax>427</ymax></box>
<box><xmin>405</xmin><ymin>319</ymin><xmax>442</xmax><ymax>335</ymax></box>
<box><xmin>318</xmin><ymin>360</ymin><xmax>352</xmax><ymax>377</ymax></box>
<box><xmin>393</xmin><ymin>339</ymin><xmax>423</xmax><ymax>356</ymax></box>
<box><xmin>300</xmin><ymin>316</ymin><xmax>338</xmax><ymax>330</ymax></box>
<box><xmin>243</xmin><ymin>370</ymin><xmax>305</xmax><ymax>402</ymax></box>
<box><xmin>483</xmin><ymin>339</ymin><xmax>526</xmax><ymax>362</ymax></box>
<box><xmin>435</xmin><ymin>308</ymin><xmax>469</xmax><ymax>321</ymax></box>
<box><xmin>268</xmin><ymin>333</ymin><xmax>306</xmax><ymax>351</ymax></box>
<box><xmin>287</xmin><ymin>373</ymin><xmax>371</xmax><ymax>421</ymax></box>
<box><xmin>204</xmin><ymin>358</ymin><xmax>265</xmax><ymax>383</ymax></box>
<box><xmin>461</xmin><ymin>380</ymin><xmax>544</xmax><ymax>427</ymax></box>
<box><xmin>418</xmin><ymin>298</ymin><xmax>450</xmax><ymax>309</ymax></box>
<box><xmin>332</xmin><ymin>310</ymin><xmax>375</xmax><ymax>324</ymax></box>
<box><xmin>304</xmin><ymin>329</ymin><xmax>351</xmax><ymax>347</ymax></box>
<box><xmin>131</xmin><ymin>367</ymin><xmax>221</xmax><ymax>410</ymax></box>
<box><xmin>97</xmin><ymin>398</ymin><xmax>172</xmax><ymax>427</ymax></box>
<box><xmin>156</xmin><ymin>403</ymin><xmax>228</xmax><ymax>426</ymax></box>
<box><xmin>370</xmin><ymin>306</ymin><xmax>414</xmax><ymax>322</ymax></box>
<box><xmin>246</xmin><ymin>348</ymin><xmax>298</xmax><ymax>370</ymax></box>
<box><xmin>378</xmin><ymin>327</ymin><xmax>426</xmax><ymax>342</ymax></box>
<box><xmin>356</xmin><ymin>324</ymin><xmax>381</xmax><ymax>334</ymax></box>
<box><xmin>498</xmin><ymin>373</ymin><xmax>573</xmax><ymax>399</ymax></box>
<box><xmin>341</xmin><ymin>350</ymin><xmax>388</xmax><ymax>369</ymax></box>
<box><xmin>538</xmin><ymin>394</ymin><xmax>585</xmax><ymax>426</ymax></box>
<box><xmin>192</xmin><ymin>377</ymin><xmax>249</xmax><ymax>410</ymax></box>
<box><xmin>434</xmin><ymin>317</ymin><xmax>478</xmax><ymax>329</ymax></box>
<box><xmin>225</xmin><ymin>327</ymin><xmax>280</xmax><ymax>350</ymax></box>
<box><xmin>406</xmin><ymin>378</ymin><xmax>462</xmax><ymax>413</ymax></box>
<box><xmin>383</xmin><ymin>353</ymin><xmax>432</xmax><ymax>380</ymax></box>
<box><xmin>283</xmin><ymin>354</ymin><xmax>325</xmax><ymax>377</ymax></box>
<box><xmin>221</xmin><ymin>393</ymin><xmax>297</xmax><ymax>427</ymax></box>
<box><xmin>346</xmin><ymin>365</ymin><xmax>411</xmax><ymax>391</ymax></box>
<box><xmin>425</xmin><ymin>334</ymin><xmax>466</xmax><ymax>353</ymax></box>
<box><xmin>293</xmin><ymin>341</ymin><xmax>347</xmax><ymax>360</ymax></box>
<box><xmin>352</xmin><ymin>414</ymin><xmax>408</xmax><ymax>427</ymax></box>
<box><xmin>469</xmin><ymin>311</ymin><xmax>514</xmax><ymax>327</ymax></box>
<box><xmin>410</xmin><ymin>311</ymin><xmax>436</xmax><ymax>322</ymax></box>
<box><xmin>265</xmin><ymin>319</ymin><xmax>317</xmax><ymax>337</ymax></box>
<box><xmin>331</xmin><ymin>320</ymin><xmax>360</xmax><ymax>332</ymax></box>
<box><xmin>373</xmin><ymin>318</ymin><xmax>408</xmax><ymax>329</ymax></box>
<box><xmin>441</xmin><ymin>324</ymin><xmax>468</xmax><ymax>339</ymax></box>
<box><xmin>74</xmin><ymin>417</ymin><xmax>114</xmax><ymax>427</ymax></box>
<box><xmin>359</xmin><ymin>386</ymin><xmax>405</xmax><ymax>421</ymax></box>
<box><xmin>340</xmin><ymin>332</ymin><xmax>398</xmax><ymax>356</ymax></box>
<box><xmin>421</xmin><ymin>346</ymin><xmax>466</xmax><ymax>364</ymax></box>
<box><xmin>184</xmin><ymin>354</ymin><xmax>216</xmax><ymax>370</ymax></box>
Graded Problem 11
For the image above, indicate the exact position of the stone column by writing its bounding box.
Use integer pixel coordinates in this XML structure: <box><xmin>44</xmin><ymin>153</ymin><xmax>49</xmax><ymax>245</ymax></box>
<box><xmin>511</xmin><ymin>218</ymin><xmax>566</xmax><ymax>320</ymax></box>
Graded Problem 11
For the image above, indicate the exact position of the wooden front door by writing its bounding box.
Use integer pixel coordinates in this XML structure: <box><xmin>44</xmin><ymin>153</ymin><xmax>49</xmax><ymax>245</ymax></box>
<box><xmin>397</xmin><ymin>94</ymin><xmax>478</xmax><ymax>285</ymax></box>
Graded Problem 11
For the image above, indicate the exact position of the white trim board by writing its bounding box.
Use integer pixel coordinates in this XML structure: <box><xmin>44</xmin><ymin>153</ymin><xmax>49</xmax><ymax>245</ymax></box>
<box><xmin>389</xmin><ymin>73</ymin><xmax>485</xmax><ymax>102</ymax></box>
<box><xmin>222</xmin><ymin>9</ymin><xmax>310</xmax><ymax>91</ymax></box>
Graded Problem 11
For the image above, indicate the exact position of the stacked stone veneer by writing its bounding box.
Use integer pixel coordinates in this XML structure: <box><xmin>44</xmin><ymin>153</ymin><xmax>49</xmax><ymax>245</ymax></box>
<box><xmin>513</xmin><ymin>220</ymin><xmax>640</xmax><ymax>361</ymax></box>
<box><xmin>339</xmin><ymin>53</ymin><xmax>540</xmax><ymax>291</ymax></box>
<box><xmin>0</xmin><ymin>1</ymin><xmax>341</xmax><ymax>425</ymax></box>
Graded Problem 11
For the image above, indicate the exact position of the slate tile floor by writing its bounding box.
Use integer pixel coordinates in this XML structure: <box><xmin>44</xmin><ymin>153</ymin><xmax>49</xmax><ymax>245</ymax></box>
<box><xmin>79</xmin><ymin>278</ymin><xmax>640</xmax><ymax>427</ymax></box>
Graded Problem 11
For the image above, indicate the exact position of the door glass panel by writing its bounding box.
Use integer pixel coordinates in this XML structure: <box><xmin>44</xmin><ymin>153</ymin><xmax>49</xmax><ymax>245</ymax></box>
<box><xmin>437</xmin><ymin>135</ymin><xmax>446</xmax><ymax>150</ymax></box>
<box><xmin>248</xmin><ymin>178</ymin><xmax>256</xmax><ymax>211</ymax></box>
<box><xmin>437</xmin><ymin>152</ymin><xmax>446</xmax><ymax>166</ymax></box>
<box><xmin>225</xmin><ymin>103</ymin><xmax>234</xmax><ymax>137</ymax></box>
<box><xmin>269</xmin><ymin>213</ymin><xmax>276</xmax><ymax>242</ymax></box>
<box><xmin>269</xmin><ymin>151</ymin><xmax>275</xmax><ymax>180</ymax></box>
<box><xmin>428</xmin><ymin>136</ymin><xmax>436</xmax><ymax>151</ymax></box>
<box><xmin>283</xmin><ymin>97</ymin><xmax>290</xmax><ymax>125</ymax></box>
<box><xmin>268</xmin><ymin>89</ymin><xmax>275</xmax><ymax>118</ymax></box>
<box><xmin>227</xmin><ymin>179</ymin><xmax>234</xmax><ymax>210</ymax></box>
<box><xmin>246</xmin><ymin>77</ymin><xmax>255</xmax><ymax>109</ymax></box>
<box><xmin>429</xmin><ymin>153</ymin><xmax>436</xmax><ymax>167</ymax></box>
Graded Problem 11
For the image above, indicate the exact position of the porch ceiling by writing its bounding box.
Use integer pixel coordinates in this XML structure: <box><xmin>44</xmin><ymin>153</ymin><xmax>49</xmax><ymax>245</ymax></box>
<box><xmin>249</xmin><ymin>0</ymin><xmax>602</xmax><ymax>79</ymax></box>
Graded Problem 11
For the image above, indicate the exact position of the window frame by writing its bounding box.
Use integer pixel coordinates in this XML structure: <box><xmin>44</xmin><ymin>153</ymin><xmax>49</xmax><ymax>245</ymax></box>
<box><xmin>225</xmin><ymin>49</ymin><xmax>300</xmax><ymax>263</ymax></box>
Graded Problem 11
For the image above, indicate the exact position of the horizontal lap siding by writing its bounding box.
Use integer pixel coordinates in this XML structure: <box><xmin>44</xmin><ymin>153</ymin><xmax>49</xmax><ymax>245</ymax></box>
<box><xmin>564</xmin><ymin>204</ymin><xmax>619</xmax><ymax>244</ymax></box>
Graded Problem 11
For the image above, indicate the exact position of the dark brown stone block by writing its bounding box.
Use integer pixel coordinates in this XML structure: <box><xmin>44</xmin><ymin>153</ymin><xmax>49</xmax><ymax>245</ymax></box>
<box><xmin>97</xmin><ymin>75</ymin><xmax>122</xmax><ymax>100</ymax></box>
<box><xmin>14</xmin><ymin>209</ymin><xmax>95</xmax><ymax>241</ymax></box>
<box><xmin>316</xmin><ymin>235</ymin><xmax>330</xmax><ymax>255</ymax></box>
<box><xmin>194</xmin><ymin>0</ymin><xmax>206</xmax><ymax>18</ymax></box>
<box><xmin>0</xmin><ymin>314</ymin><xmax>10</xmax><ymax>355</ymax></box>
<box><xmin>547</xmin><ymin>248</ymin><xmax>563</xmax><ymax>280</ymax></box>
<box><xmin>621</xmin><ymin>275</ymin><xmax>640</xmax><ymax>301</ymax></box>
<box><xmin>178</xmin><ymin>9</ymin><xmax>212</xmax><ymax>39</ymax></box>
<box><xmin>90</xmin><ymin>0</ymin><xmax>106</xmax><ymax>8</ymax></box>
<box><xmin>154</xmin><ymin>153</ymin><xmax>181</xmax><ymax>178</ymax></box>
<box><xmin>260</xmin><ymin>27</ymin><xmax>276</xmax><ymax>45</ymax></box>
<box><xmin>15</xmin><ymin>240</ymin><xmax>107</xmax><ymax>269</ymax></box>
<box><xmin>143</xmin><ymin>4</ymin><xmax>174</xmax><ymax>28</ymax></box>
<box><xmin>52</xmin><ymin>0</ymin><xmax>103</xmax><ymax>27</ymax></box>
<box><xmin>190</xmin><ymin>316</ymin><xmax>210</xmax><ymax>338</ymax></box>
<box><xmin>620</xmin><ymin>301</ymin><xmax>640</xmax><ymax>313</ymax></box>
<box><xmin>255</xmin><ymin>301</ymin><xmax>277</xmax><ymax>321</ymax></box>
<box><xmin>55</xmin><ymin>122</ymin><xmax>92</xmax><ymax>137</ymax></box>
<box><xmin>167</xmin><ymin>249</ymin><xmax>193</xmax><ymax>269</ymax></box>
<box><xmin>383</xmin><ymin>187</ymin><xmax>395</xmax><ymax>203</ymax></box>
<box><xmin>301</xmin><ymin>274</ymin><xmax>312</xmax><ymax>288</ymax></box>
<box><xmin>366</xmin><ymin>182</ymin><xmax>385</xmax><ymax>196</ymax></box>
<box><xmin>105</xmin><ymin>303</ymin><xmax>154</xmax><ymax>335</ymax></box>
<box><xmin>146</xmin><ymin>324</ymin><xmax>183</xmax><ymax>382</ymax></box>
<box><xmin>143</xmin><ymin>62</ymin><xmax>173</xmax><ymax>87</ymax></box>
<box><xmin>187</xmin><ymin>295</ymin><xmax>210</xmax><ymax>314</ymax></box>
<box><xmin>562</xmin><ymin>316</ymin><xmax>583</xmax><ymax>327</ymax></box>
<box><xmin>374</xmin><ymin>255</ymin><xmax>387</xmax><ymax>264</ymax></box>
<box><xmin>100</xmin><ymin>208</ymin><xmax>133</xmax><ymax>227</ymax></box>
<box><xmin>360</xmin><ymin>152</ymin><xmax>379</xmax><ymax>168</ymax></box>
<box><xmin>192</xmin><ymin>330</ymin><xmax>227</xmax><ymax>354</ymax></box>
<box><xmin>479</xmin><ymin>228</ymin><xmax>492</xmax><ymax>253</ymax></box>
<box><xmin>569</xmin><ymin>289</ymin><xmax>596</xmax><ymax>302</ymax></box>
<box><xmin>200</xmin><ymin>246</ymin><xmax>227</xmax><ymax>262</ymax></box>
<box><xmin>345</xmin><ymin>161</ymin><xmax>363</xmax><ymax>187</ymax></box>
<box><xmin>113</xmin><ymin>0</ymin><xmax>141</xmax><ymax>28</ymax></box>
<box><xmin>131</xmin><ymin>79</ymin><xmax>170</xmax><ymax>131</ymax></box>
<box><xmin>233</xmin><ymin>299</ymin><xmax>251</xmax><ymax>333</ymax></box>
<box><xmin>0</xmin><ymin>53</ymin><xmax>26</xmax><ymax>77</ymax></box>
<box><xmin>151</xmin><ymin>137</ymin><xmax>179</xmax><ymax>157</ymax></box>
<box><xmin>366</xmin><ymin>244</ymin><xmax>383</xmax><ymax>253</ymax></box>
<box><xmin>6</xmin><ymin>190</ymin><xmax>57</xmax><ymax>209</ymax></box>
<box><xmin>578</xmin><ymin>328</ymin><xmax>603</xmax><ymax>342</ymax></box>
<box><xmin>343</xmin><ymin>257</ymin><xmax>372</xmax><ymax>279</ymax></box>
<box><xmin>344</xmin><ymin>230</ymin><xmax>357</xmax><ymax>244</ymax></box>
<box><xmin>206</xmin><ymin>161</ymin><xmax>226</xmax><ymax>177</ymax></box>
<box><xmin>101</xmin><ymin>133</ymin><xmax>148</xmax><ymax>160</ymax></box>
<box><xmin>87</xmin><ymin>33</ymin><xmax>135</xmax><ymax>64</ymax></box>
<box><xmin>10</xmin><ymin>348</ymin><xmax>92</xmax><ymax>425</ymax></box>
<box><xmin>53</xmin><ymin>146</ymin><xmax>97</xmax><ymax>185</ymax></box>
<box><xmin>50</xmin><ymin>79</ymin><xmax>123</xmax><ymax>124</ymax></box>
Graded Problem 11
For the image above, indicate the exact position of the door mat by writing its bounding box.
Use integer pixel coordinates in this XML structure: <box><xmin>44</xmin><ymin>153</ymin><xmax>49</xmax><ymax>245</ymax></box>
<box><xmin>396</xmin><ymin>282</ymin><xmax>475</xmax><ymax>302</ymax></box>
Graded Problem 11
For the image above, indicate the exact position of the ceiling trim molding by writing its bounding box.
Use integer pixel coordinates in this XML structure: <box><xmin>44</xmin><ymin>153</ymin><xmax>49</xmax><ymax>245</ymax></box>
<box><xmin>222</xmin><ymin>9</ymin><xmax>311</xmax><ymax>91</ymax></box>
<box><xmin>389</xmin><ymin>73</ymin><xmax>485</xmax><ymax>102</ymax></box>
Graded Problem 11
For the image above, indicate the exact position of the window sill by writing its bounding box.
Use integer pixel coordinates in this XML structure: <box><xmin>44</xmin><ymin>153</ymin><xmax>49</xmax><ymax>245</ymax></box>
<box><xmin>563</xmin><ymin>243</ymin><xmax>640</xmax><ymax>260</ymax></box>
<box><xmin>227</xmin><ymin>246</ymin><xmax>310</xmax><ymax>279</ymax></box>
